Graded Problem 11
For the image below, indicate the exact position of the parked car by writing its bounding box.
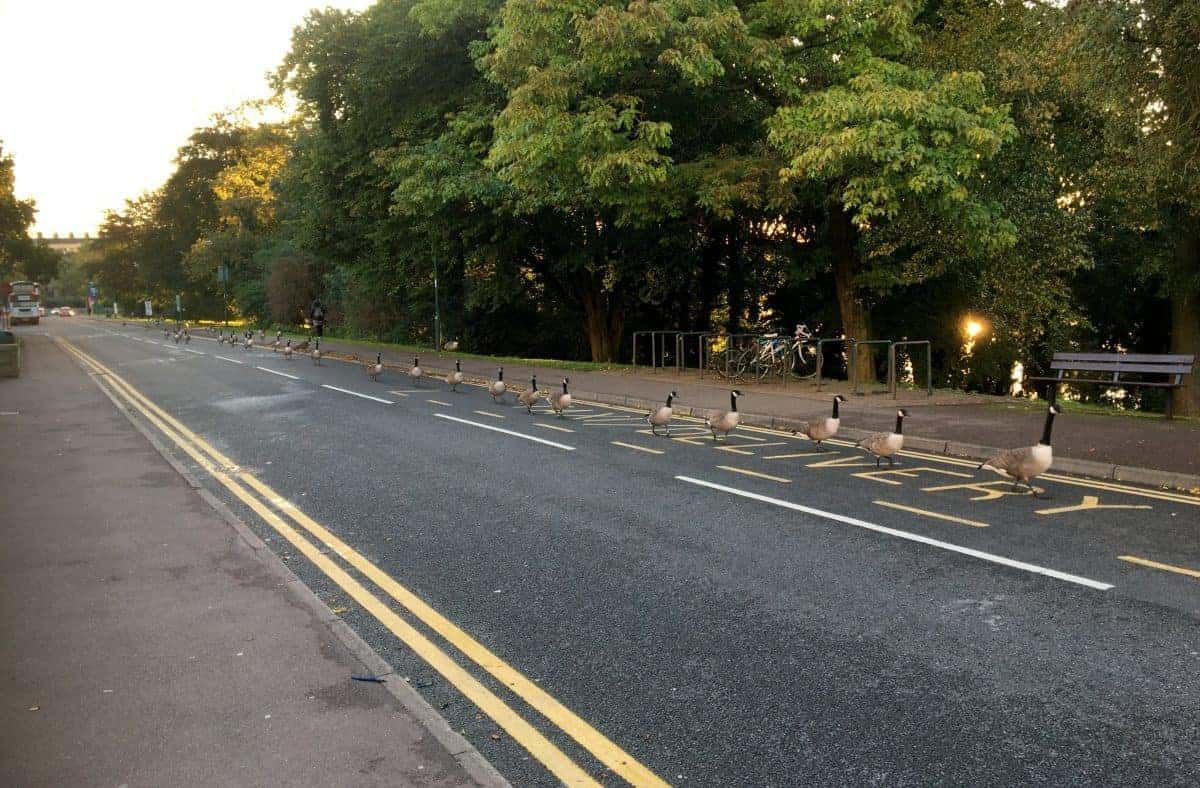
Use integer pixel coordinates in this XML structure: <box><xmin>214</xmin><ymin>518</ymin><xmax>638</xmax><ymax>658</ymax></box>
<box><xmin>50</xmin><ymin>308</ymin><xmax>60</xmax><ymax>315</ymax></box>
<box><xmin>60</xmin><ymin>307</ymin><xmax>74</xmax><ymax>317</ymax></box>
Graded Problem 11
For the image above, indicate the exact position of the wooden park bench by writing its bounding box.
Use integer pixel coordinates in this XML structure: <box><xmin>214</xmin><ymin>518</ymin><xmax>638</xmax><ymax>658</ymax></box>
<box><xmin>1026</xmin><ymin>352</ymin><xmax>1195</xmax><ymax>419</ymax></box>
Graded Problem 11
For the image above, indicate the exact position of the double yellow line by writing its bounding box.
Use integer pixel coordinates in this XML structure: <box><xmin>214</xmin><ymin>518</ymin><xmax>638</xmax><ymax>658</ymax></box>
<box><xmin>58</xmin><ymin>338</ymin><xmax>667</xmax><ymax>788</ymax></box>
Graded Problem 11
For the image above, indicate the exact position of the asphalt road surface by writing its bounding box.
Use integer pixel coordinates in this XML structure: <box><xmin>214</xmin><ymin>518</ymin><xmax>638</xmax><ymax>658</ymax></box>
<box><xmin>33</xmin><ymin>319</ymin><xmax>1200</xmax><ymax>786</ymax></box>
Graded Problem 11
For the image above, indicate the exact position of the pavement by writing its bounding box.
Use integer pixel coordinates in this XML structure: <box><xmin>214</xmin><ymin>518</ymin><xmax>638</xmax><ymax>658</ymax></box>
<box><xmin>0</xmin><ymin>332</ymin><xmax>503</xmax><ymax>787</ymax></box>
<box><xmin>6</xmin><ymin>318</ymin><xmax>1200</xmax><ymax>786</ymax></box>
<box><xmin>182</xmin><ymin>324</ymin><xmax>1200</xmax><ymax>482</ymax></box>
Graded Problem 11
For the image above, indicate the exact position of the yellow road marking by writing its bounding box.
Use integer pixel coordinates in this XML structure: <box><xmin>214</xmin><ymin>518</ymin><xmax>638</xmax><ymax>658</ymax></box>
<box><xmin>611</xmin><ymin>441</ymin><xmax>664</xmax><ymax>455</ymax></box>
<box><xmin>1036</xmin><ymin>495</ymin><xmax>1152</xmax><ymax>516</ymax></box>
<box><xmin>717</xmin><ymin>465</ymin><xmax>790</xmax><ymax>483</ymax></box>
<box><xmin>806</xmin><ymin>455</ymin><xmax>876</xmax><ymax>469</ymax></box>
<box><xmin>852</xmin><ymin>466</ymin><xmax>973</xmax><ymax>486</ymax></box>
<box><xmin>873</xmin><ymin>500</ymin><xmax>989</xmax><ymax>528</ymax></box>
<box><xmin>763</xmin><ymin>452</ymin><xmax>825</xmax><ymax>460</ymax></box>
<box><xmin>57</xmin><ymin>339</ymin><xmax>666</xmax><ymax>788</ymax></box>
<box><xmin>715</xmin><ymin>446</ymin><xmax>754</xmax><ymax>456</ymax></box>
<box><xmin>472</xmin><ymin>410</ymin><xmax>505</xmax><ymax>419</ymax></box>
<box><xmin>922</xmin><ymin>480</ymin><xmax>1037</xmax><ymax>501</ymax></box>
<box><xmin>426</xmin><ymin>399</ymin><xmax>452</xmax><ymax>407</ymax></box>
<box><xmin>535</xmin><ymin>423</ymin><xmax>575</xmax><ymax>433</ymax></box>
<box><xmin>1117</xmin><ymin>555</ymin><xmax>1200</xmax><ymax>580</ymax></box>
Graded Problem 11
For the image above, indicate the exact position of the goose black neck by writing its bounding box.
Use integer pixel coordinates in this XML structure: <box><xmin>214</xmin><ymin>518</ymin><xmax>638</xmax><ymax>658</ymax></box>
<box><xmin>730</xmin><ymin>393</ymin><xmax>738</xmax><ymax>412</ymax></box>
<box><xmin>455</xmin><ymin>360</ymin><xmax>460</xmax><ymax>371</ymax></box>
<box><xmin>562</xmin><ymin>380</ymin><xmax>569</xmax><ymax>393</ymax></box>
<box><xmin>832</xmin><ymin>398</ymin><xmax>840</xmax><ymax>418</ymax></box>
<box><xmin>531</xmin><ymin>378</ymin><xmax>537</xmax><ymax>388</ymax></box>
<box><xmin>894</xmin><ymin>413</ymin><xmax>904</xmax><ymax>434</ymax></box>
<box><xmin>666</xmin><ymin>394</ymin><xmax>674</xmax><ymax>407</ymax></box>
<box><xmin>498</xmin><ymin>369</ymin><xmax>504</xmax><ymax>381</ymax></box>
<box><xmin>1040</xmin><ymin>409</ymin><xmax>1056</xmax><ymax>446</ymax></box>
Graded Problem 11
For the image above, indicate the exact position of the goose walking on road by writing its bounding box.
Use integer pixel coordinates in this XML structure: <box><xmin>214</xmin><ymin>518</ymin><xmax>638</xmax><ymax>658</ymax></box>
<box><xmin>490</xmin><ymin>367</ymin><xmax>506</xmax><ymax>403</ymax></box>
<box><xmin>796</xmin><ymin>395</ymin><xmax>845</xmax><ymax>451</ymax></box>
<box><xmin>706</xmin><ymin>390</ymin><xmax>741</xmax><ymax>441</ymax></box>
<box><xmin>311</xmin><ymin>339</ymin><xmax>321</xmax><ymax>365</ymax></box>
<box><xmin>518</xmin><ymin>377</ymin><xmax>541</xmax><ymax>413</ymax></box>
<box><xmin>365</xmin><ymin>353</ymin><xmax>383</xmax><ymax>382</ymax></box>
<box><xmin>409</xmin><ymin>357</ymin><xmax>423</xmax><ymax>386</ymax></box>
<box><xmin>547</xmin><ymin>378</ymin><xmax>571</xmax><ymax>417</ymax></box>
<box><xmin>857</xmin><ymin>409</ymin><xmax>908</xmax><ymax>467</ymax></box>
<box><xmin>283</xmin><ymin>339</ymin><xmax>293</xmax><ymax>360</ymax></box>
<box><xmin>646</xmin><ymin>391</ymin><xmax>678</xmax><ymax>436</ymax></box>
<box><xmin>979</xmin><ymin>403</ymin><xmax>1061</xmax><ymax>497</ymax></box>
<box><xmin>446</xmin><ymin>360</ymin><xmax>464</xmax><ymax>391</ymax></box>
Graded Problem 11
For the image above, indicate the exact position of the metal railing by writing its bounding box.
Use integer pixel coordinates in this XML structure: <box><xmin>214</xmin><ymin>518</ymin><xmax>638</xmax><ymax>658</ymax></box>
<box><xmin>888</xmin><ymin>340</ymin><xmax>933</xmax><ymax>398</ymax></box>
<box><xmin>850</xmin><ymin>339</ymin><xmax>893</xmax><ymax>395</ymax></box>
<box><xmin>815</xmin><ymin>338</ymin><xmax>855</xmax><ymax>391</ymax></box>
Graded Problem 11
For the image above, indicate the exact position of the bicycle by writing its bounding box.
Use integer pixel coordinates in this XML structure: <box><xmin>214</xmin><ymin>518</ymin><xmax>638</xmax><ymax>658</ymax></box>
<box><xmin>706</xmin><ymin>324</ymin><xmax>820</xmax><ymax>382</ymax></box>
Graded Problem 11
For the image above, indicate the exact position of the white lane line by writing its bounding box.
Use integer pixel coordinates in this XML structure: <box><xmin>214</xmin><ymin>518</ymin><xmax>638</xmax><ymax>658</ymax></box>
<box><xmin>427</xmin><ymin>399</ymin><xmax>452</xmax><ymax>406</ymax></box>
<box><xmin>675</xmin><ymin>475</ymin><xmax>1113</xmax><ymax>591</ymax></box>
<box><xmin>434</xmin><ymin>414</ymin><xmax>575</xmax><ymax>451</ymax></box>
<box><xmin>321</xmin><ymin>384</ymin><xmax>394</xmax><ymax>404</ymax></box>
<box><xmin>146</xmin><ymin>340</ymin><xmax>160</xmax><ymax>345</ymax></box>
<box><xmin>182</xmin><ymin>348</ymin><xmax>205</xmax><ymax>355</ymax></box>
<box><xmin>215</xmin><ymin>355</ymin><xmax>244</xmax><ymax>365</ymax></box>
<box><xmin>473</xmin><ymin>410</ymin><xmax>506</xmax><ymax>420</ymax></box>
<box><xmin>257</xmin><ymin>366</ymin><xmax>301</xmax><ymax>381</ymax></box>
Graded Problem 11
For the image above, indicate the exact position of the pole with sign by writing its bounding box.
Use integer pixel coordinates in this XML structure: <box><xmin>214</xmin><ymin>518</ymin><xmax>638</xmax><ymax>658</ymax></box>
<box><xmin>144</xmin><ymin>300</ymin><xmax>153</xmax><ymax>317</ymax></box>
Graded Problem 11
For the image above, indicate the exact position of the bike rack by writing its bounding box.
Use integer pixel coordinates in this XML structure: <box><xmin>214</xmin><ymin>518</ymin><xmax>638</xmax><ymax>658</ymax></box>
<box><xmin>850</xmin><ymin>340</ymin><xmax>893</xmax><ymax>395</ymax></box>
<box><xmin>888</xmin><ymin>340</ymin><xmax>933</xmax><ymax>398</ymax></box>
<box><xmin>815</xmin><ymin>338</ymin><xmax>855</xmax><ymax>391</ymax></box>
<box><xmin>674</xmin><ymin>331</ymin><xmax>709</xmax><ymax>375</ymax></box>
<box><xmin>631</xmin><ymin>331</ymin><xmax>676</xmax><ymax>371</ymax></box>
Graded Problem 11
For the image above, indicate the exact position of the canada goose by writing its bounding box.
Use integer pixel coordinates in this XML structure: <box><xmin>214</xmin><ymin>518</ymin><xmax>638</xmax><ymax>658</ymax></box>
<box><xmin>795</xmin><ymin>395</ymin><xmax>846</xmax><ymax>450</ymax></box>
<box><xmin>547</xmin><ymin>378</ymin><xmax>571</xmax><ymax>417</ymax></box>
<box><xmin>646</xmin><ymin>391</ymin><xmax>678</xmax><ymax>436</ymax></box>
<box><xmin>857</xmin><ymin>408</ymin><xmax>909</xmax><ymax>467</ymax></box>
<box><xmin>183</xmin><ymin>330</ymin><xmax>191</xmax><ymax>344</ymax></box>
<box><xmin>283</xmin><ymin>339</ymin><xmax>293</xmax><ymax>360</ymax></box>
<box><xmin>260</xmin><ymin>329</ymin><xmax>267</xmax><ymax>342</ymax></box>
<box><xmin>311</xmin><ymin>339</ymin><xmax>321</xmax><ymax>365</ymax></box>
<box><xmin>409</xmin><ymin>356</ymin><xmax>423</xmax><ymax>385</ymax></box>
<box><xmin>490</xmin><ymin>367</ymin><xmax>506</xmax><ymax>402</ymax></box>
<box><xmin>365</xmin><ymin>353</ymin><xmax>383</xmax><ymax>381</ymax></box>
<box><xmin>294</xmin><ymin>337</ymin><xmax>310</xmax><ymax>352</ymax></box>
<box><xmin>446</xmin><ymin>360</ymin><xmax>464</xmax><ymax>391</ymax></box>
<box><xmin>173</xmin><ymin>330</ymin><xmax>181</xmax><ymax>344</ymax></box>
<box><xmin>518</xmin><ymin>376</ymin><xmax>541</xmax><ymax>413</ymax></box>
<box><xmin>245</xmin><ymin>332</ymin><xmax>254</xmax><ymax>351</ymax></box>
<box><xmin>706</xmin><ymin>390</ymin><xmax>742</xmax><ymax>440</ymax></box>
<box><xmin>217</xmin><ymin>332</ymin><xmax>225</xmax><ymax>345</ymax></box>
<box><xmin>272</xmin><ymin>333</ymin><xmax>281</xmax><ymax>352</ymax></box>
<box><xmin>979</xmin><ymin>403</ymin><xmax>1061</xmax><ymax>496</ymax></box>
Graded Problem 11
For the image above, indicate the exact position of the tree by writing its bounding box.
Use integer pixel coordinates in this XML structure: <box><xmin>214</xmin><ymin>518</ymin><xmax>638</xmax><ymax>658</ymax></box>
<box><xmin>0</xmin><ymin>141</ymin><xmax>39</xmax><ymax>280</ymax></box>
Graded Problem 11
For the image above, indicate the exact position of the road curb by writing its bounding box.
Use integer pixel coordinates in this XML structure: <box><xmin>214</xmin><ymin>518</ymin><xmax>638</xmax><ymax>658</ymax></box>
<box><xmin>58</xmin><ymin>338</ymin><xmax>511</xmax><ymax>788</ymax></box>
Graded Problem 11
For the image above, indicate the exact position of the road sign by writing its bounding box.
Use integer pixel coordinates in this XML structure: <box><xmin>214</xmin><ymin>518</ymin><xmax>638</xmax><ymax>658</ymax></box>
<box><xmin>175</xmin><ymin>294</ymin><xmax>182</xmax><ymax>314</ymax></box>
<box><xmin>144</xmin><ymin>300</ymin><xmax>153</xmax><ymax>317</ymax></box>
<box><xmin>88</xmin><ymin>285</ymin><xmax>98</xmax><ymax>298</ymax></box>
<box><xmin>113</xmin><ymin>302</ymin><xmax>119</xmax><ymax>316</ymax></box>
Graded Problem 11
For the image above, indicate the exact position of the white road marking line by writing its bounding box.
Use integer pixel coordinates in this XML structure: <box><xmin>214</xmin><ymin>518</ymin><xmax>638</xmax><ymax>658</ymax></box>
<box><xmin>611</xmin><ymin>441</ymin><xmax>664</xmax><ymax>455</ymax></box>
<box><xmin>257</xmin><ymin>366</ymin><xmax>301</xmax><ymax>380</ymax></box>
<box><xmin>182</xmin><ymin>348</ymin><xmax>205</xmax><ymax>355</ymax></box>
<box><xmin>534</xmin><ymin>423</ymin><xmax>574</xmax><ymax>433</ymax></box>
<box><xmin>146</xmin><ymin>340</ymin><xmax>159</xmax><ymax>345</ymax></box>
<box><xmin>473</xmin><ymin>410</ymin><xmax>506</xmax><ymax>419</ymax></box>
<box><xmin>675</xmin><ymin>475</ymin><xmax>1114</xmax><ymax>591</ymax></box>
<box><xmin>387</xmin><ymin>391</ymin><xmax>411</xmax><ymax>397</ymax></box>
<box><xmin>427</xmin><ymin>399</ymin><xmax>452</xmax><ymax>406</ymax></box>
<box><xmin>215</xmin><ymin>355</ymin><xmax>244</xmax><ymax>365</ymax></box>
<box><xmin>321</xmin><ymin>384</ymin><xmax>394</xmax><ymax>404</ymax></box>
<box><xmin>434</xmin><ymin>414</ymin><xmax>575</xmax><ymax>451</ymax></box>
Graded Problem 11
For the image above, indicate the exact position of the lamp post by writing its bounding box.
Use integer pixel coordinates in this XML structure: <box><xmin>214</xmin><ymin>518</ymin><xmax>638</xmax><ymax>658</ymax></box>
<box><xmin>433</xmin><ymin>255</ymin><xmax>442</xmax><ymax>353</ymax></box>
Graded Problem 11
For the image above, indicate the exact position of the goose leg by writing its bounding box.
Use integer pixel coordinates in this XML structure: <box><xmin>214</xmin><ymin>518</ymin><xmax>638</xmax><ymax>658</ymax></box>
<box><xmin>888</xmin><ymin>456</ymin><xmax>896</xmax><ymax>468</ymax></box>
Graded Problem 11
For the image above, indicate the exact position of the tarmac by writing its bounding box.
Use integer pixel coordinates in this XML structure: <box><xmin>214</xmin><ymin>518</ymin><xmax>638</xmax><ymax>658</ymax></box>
<box><xmin>0</xmin><ymin>334</ymin><xmax>506</xmax><ymax>787</ymax></box>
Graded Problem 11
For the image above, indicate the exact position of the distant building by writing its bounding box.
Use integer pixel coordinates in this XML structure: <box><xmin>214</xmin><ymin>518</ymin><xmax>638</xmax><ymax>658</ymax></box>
<box><xmin>32</xmin><ymin>232</ymin><xmax>91</xmax><ymax>255</ymax></box>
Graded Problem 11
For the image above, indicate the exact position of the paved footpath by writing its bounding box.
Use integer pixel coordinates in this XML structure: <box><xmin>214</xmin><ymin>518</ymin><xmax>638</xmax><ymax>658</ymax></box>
<box><xmin>192</xmin><ymin>323</ymin><xmax>1200</xmax><ymax>482</ymax></box>
<box><xmin>0</xmin><ymin>335</ymin><xmax>504</xmax><ymax>787</ymax></box>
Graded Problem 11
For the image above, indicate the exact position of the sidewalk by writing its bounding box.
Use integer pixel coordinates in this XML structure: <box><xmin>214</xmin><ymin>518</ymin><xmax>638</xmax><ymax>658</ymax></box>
<box><xmin>246</xmin><ymin>327</ymin><xmax>1200</xmax><ymax>486</ymax></box>
<box><xmin>0</xmin><ymin>335</ymin><xmax>504</xmax><ymax>787</ymax></box>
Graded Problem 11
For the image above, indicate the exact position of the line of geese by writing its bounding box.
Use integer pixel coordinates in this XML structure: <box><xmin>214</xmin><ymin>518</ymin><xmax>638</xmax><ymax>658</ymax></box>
<box><xmin>193</xmin><ymin>337</ymin><xmax>1063</xmax><ymax>498</ymax></box>
<box><xmin>666</xmin><ymin>390</ymin><xmax>1061</xmax><ymax>497</ymax></box>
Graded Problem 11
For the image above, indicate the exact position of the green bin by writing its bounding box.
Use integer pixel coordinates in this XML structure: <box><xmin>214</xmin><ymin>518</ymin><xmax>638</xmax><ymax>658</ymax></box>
<box><xmin>0</xmin><ymin>331</ymin><xmax>20</xmax><ymax>377</ymax></box>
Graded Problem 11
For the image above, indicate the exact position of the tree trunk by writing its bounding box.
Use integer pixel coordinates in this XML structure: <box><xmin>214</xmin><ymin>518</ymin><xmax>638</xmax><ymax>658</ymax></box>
<box><xmin>829</xmin><ymin>202</ymin><xmax>875</xmax><ymax>383</ymax></box>
<box><xmin>725</xmin><ymin>232</ymin><xmax>745</xmax><ymax>335</ymax></box>
<box><xmin>1170</xmin><ymin>225</ymin><xmax>1200</xmax><ymax>417</ymax></box>
<box><xmin>581</xmin><ymin>283</ymin><xmax>624</xmax><ymax>362</ymax></box>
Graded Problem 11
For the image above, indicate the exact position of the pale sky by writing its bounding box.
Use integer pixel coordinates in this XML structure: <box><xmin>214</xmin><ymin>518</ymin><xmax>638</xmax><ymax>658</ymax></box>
<box><xmin>0</xmin><ymin>0</ymin><xmax>373</xmax><ymax>236</ymax></box>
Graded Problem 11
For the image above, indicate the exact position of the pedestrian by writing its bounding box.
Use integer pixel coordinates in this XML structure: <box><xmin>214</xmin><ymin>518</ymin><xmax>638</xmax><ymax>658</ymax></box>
<box><xmin>310</xmin><ymin>299</ymin><xmax>325</xmax><ymax>337</ymax></box>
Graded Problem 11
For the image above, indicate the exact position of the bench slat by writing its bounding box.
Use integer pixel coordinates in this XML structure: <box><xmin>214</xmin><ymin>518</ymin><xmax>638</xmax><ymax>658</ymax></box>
<box><xmin>1051</xmin><ymin>362</ymin><xmax>1190</xmax><ymax>374</ymax></box>
<box><xmin>1026</xmin><ymin>376</ymin><xmax>1182</xmax><ymax>388</ymax></box>
<box><xmin>1051</xmin><ymin>352</ymin><xmax>1195</xmax><ymax>364</ymax></box>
